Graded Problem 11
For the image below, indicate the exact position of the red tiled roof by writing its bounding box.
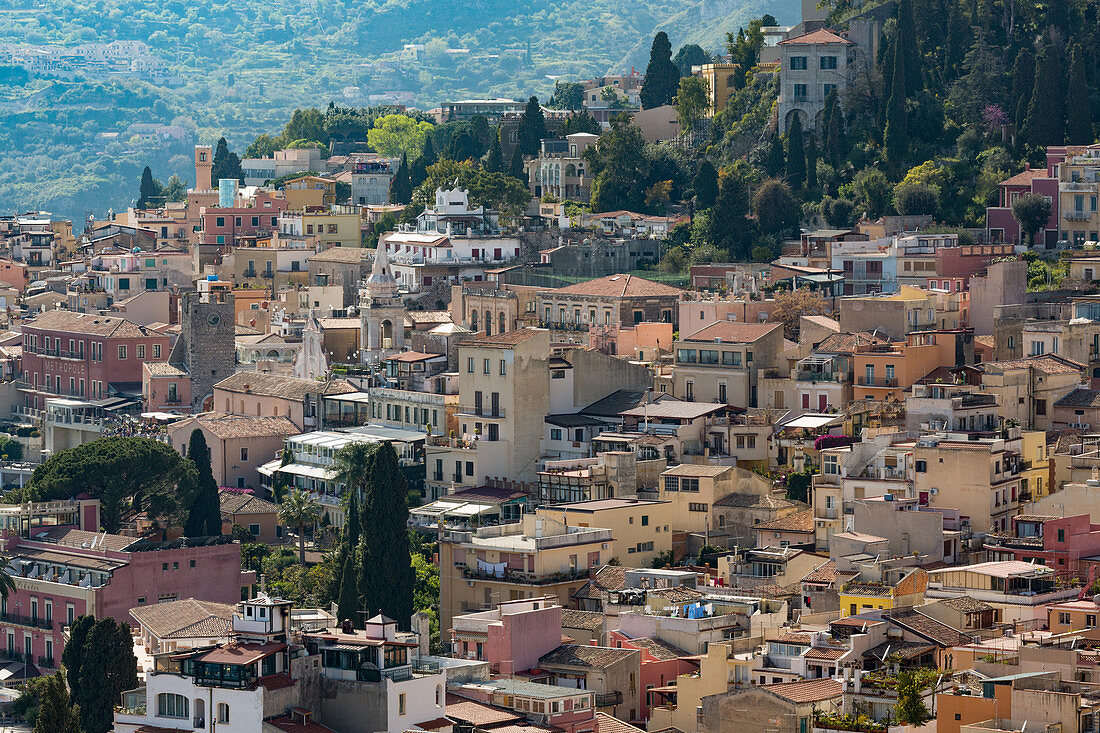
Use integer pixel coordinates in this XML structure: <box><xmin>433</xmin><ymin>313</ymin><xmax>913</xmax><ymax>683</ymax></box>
<box><xmin>596</xmin><ymin>713</ymin><xmax>647</xmax><ymax>733</ymax></box>
<box><xmin>254</xmin><ymin>672</ymin><xmax>296</xmax><ymax>691</ymax></box>
<box><xmin>801</xmin><ymin>559</ymin><xmax>838</xmax><ymax>585</ymax></box>
<box><xmin>197</xmin><ymin>641</ymin><xmax>285</xmax><ymax>665</ymax></box>
<box><xmin>444</xmin><ymin>694</ymin><xmax>525</xmax><ymax>727</ymax></box>
<box><xmin>998</xmin><ymin>168</ymin><xmax>1049</xmax><ymax>187</ymax></box>
<box><xmin>778</xmin><ymin>29</ymin><xmax>853</xmax><ymax>45</ymax></box>
<box><xmin>683</xmin><ymin>321</ymin><xmax>781</xmax><ymax>343</ymax></box>
<box><xmin>551</xmin><ymin>274</ymin><xmax>683</xmax><ymax>298</ymax></box>
<box><xmin>762</xmin><ymin>678</ymin><xmax>844</xmax><ymax>703</ymax></box>
<box><xmin>416</xmin><ymin>717</ymin><xmax>454</xmax><ymax>730</ymax></box>
<box><xmin>755</xmin><ymin>509</ymin><xmax>814</xmax><ymax>534</ymax></box>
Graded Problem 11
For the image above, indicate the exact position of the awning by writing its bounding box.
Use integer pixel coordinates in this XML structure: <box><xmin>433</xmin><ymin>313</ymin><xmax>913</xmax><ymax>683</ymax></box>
<box><xmin>782</xmin><ymin>414</ymin><xmax>841</xmax><ymax>430</ymax></box>
<box><xmin>277</xmin><ymin>463</ymin><xmax>337</xmax><ymax>481</ymax></box>
<box><xmin>320</xmin><ymin>644</ymin><xmax>370</xmax><ymax>652</ymax></box>
<box><xmin>257</xmin><ymin>459</ymin><xmax>282</xmax><ymax>477</ymax></box>
<box><xmin>798</xmin><ymin>355</ymin><xmax>835</xmax><ymax>365</ymax></box>
<box><xmin>448</xmin><ymin>503</ymin><xmax>495</xmax><ymax>517</ymax></box>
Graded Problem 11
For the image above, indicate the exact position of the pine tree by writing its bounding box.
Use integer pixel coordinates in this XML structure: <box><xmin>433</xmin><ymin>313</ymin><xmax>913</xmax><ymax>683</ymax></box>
<box><xmin>883</xmin><ymin>28</ymin><xmax>909</xmax><ymax>168</ymax></box>
<box><xmin>640</xmin><ymin>32</ymin><xmax>680</xmax><ymax>109</ymax></box>
<box><xmin>137</xmin><ymin>166</ymin><xmax>159</xmax><ymax>208</ymax></box>
<box><xmin>390</xmin><ymin>153</ymin><xmax>412</xmax><ymax>204</ymax></box>
<box><xmin>692</xmin><ymin>159</ymin><xmax>718</xmax><ymax>209</ymax></box>
<box><xmin>1066</xmin><ymin>44</ymin><xmax>1092</xmax><ymax>145</ymax></box>
<box><xmin>806</xmin><ymin>135</ymin><xmax>819</xmax><ymax>189</ymax></box>
<box><xmin>75</xmin><ymin>618</ymin><xmax>138</xmax><ymax>733</ymax></box>
<box><xmin>336</xmin><ymin>490</ymin><xmax>362</xmax><ymax>624</ymax></box>
<box><xmin>515</xmin><ymin>96</ymin><xmax>547</xmax><ymax>156</ymax></box>
<box><xmin>184</xmin><ymin>429</ymin><xmax>221</xmax><ymax>537</ymax></box>
<box><xmin>1023</xmin><ymin>43</ymin><xmax>1066</xmax><ymax>149</ymax></box>
<box><xmin>35</xmin><ymin>673</ymin><xmax>82</xmax><ymax>733</ymax></box>
<box><xmin>359</xmin><ymin>443</ymin><xmax>414</xmax><ymax>628</ymax></box>
<box><xmin>786</xmin><ymin>114</ymin><xmax>806</xmax><ymax>190</ymax></box>
<box><xmin>484</xmin><ymin>130</ymin><xmax>504</xmax><ymax>173</ymax></box>
<box><xmin>1010</xmin><ymin>47</ymin><xmax>1035</xmax><ymax>134</ymax></box>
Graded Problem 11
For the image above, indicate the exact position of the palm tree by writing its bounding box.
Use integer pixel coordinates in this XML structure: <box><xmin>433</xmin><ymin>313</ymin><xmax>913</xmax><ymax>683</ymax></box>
<box><xmin>277</xmin><ymin>490</ymin><xmax>324</xmax><ymax>563</ymax></box>
<box><xmin>0</xmin><ymin>558</ymin><xmax>14</xmax><ymax>600</ymax></box>
<box><xmin>332</xmin><ymin>442</ymin><xmax>374</xmax><ymax>510</ymax></box>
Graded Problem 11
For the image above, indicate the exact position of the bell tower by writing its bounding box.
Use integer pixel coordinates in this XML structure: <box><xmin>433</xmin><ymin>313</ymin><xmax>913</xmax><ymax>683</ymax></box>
<box><xmin>195</xmin><ymin>145</ymin><xmax>213</xmax><ymax>191</ymax></box>
<box><xmin>359</xmin><ymin>244</ymin><xmax>405</xmax><ymax>363</ymax></box>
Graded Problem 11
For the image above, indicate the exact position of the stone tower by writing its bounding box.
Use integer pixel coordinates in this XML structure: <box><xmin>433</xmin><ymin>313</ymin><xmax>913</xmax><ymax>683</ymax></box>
<box><xmin>195</xmin><ymin>145</ymin><xmax>213</xmax><ymax>191</ymax></box>
<box><xmin>172</xmin><ymin>290</ymin><xmax>236</xmax><ymax>411</ymax></box>
<box><xmin>359</xmin><ymin>244</ymin><xmax>405</xmax><ymax>364</ymax></box>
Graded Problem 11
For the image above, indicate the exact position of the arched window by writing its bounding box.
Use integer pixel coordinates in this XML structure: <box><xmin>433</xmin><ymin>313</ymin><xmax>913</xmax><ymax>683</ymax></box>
<box><xmin>499</xmin><ymin>312</ymin><xmax>506</xmax><ymax>334</ymax></box>
<box><xmin>484</xmin><ymin>310</ymin><xmax>492</xmax><ymax>336</ymax></box>
<box><xmin>218</xmin><ymin>703</ymin><xmax>230</xmax><ymax>724</ymax></box>
<box><xmin>157</xmin><ymin>693</ymin><xmax>189</xmax><ymax>719</ymax></box>
<box><xmin>470</xmin><ymin>310</ymin><xmax>478</xmax><ymax>331</ymax></box>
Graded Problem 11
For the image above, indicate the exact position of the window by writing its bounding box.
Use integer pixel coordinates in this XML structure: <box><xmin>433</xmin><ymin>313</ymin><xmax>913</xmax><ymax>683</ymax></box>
<box><xmin>820</xmin><ymin>56</ymin><xmax>838</xmax><ymax>69</ymax></box>
<box><xmin>1060</xmin><ymin>612</ymin><xmax>1072</xmax><ymax>625</ymax></box>
<box><xmin>217</xmin><ymin>704</ymin><xmax>230</xmax><ymax>724</ymax></box>
<box><xmin>824</xmin><ymin>455</ymin><xmax>838</xmax><ymax>475</ymax></box>
<box><xmin>915</xmin><ymin>460</ymin><xmax>927</xmax><ymax>473</ymax></box>
<box><xmin>249</xmin><ymin>524</ymin><xmax>260</xmax><ymax>536</ymax></box>
<box><xmin>663</xmin><ymin>476</ymin><xmax>679</xmax><ymax>492</ymax></box>
<box><xmin>680</xmin><ymin>477</ymin><xmax>700</xmax><ymax>492</ymax></box>
<box><xmin>641</xmin><ymin>515</ymin><xmax>649</xmax><ymax>526</ymax></box>
<box><xmin>241</xmin><ymin>447</ymin><xmax>249</xmax><ymax>461</ymax></box>
<box><xmin>157</xmin><ymin>693</ymin><xmax>189</xmax><ymax>719</ymax></box>
<box><xmin>789</xmin><ymin>56</ymin><xmax>807</xmax><ymax>70</ymax></box>
<box><xmin>136</xmin><ymin>344</ymin><xmax>145</xmax><ymax>359</ymax></box>
<box><xmin>689</xmin><ymin>502</ymin><xmax>708</xmax><ymax>512</ymax></box>
<box><xmin>1058</xmin><ymin>528</ymin><xmax>1065</xmax><ymax>543</ymax></box>
<box><xmin>467</xmin><ymin>357</ymin><xmax>474</xmax><ymax>373</ymax></box>
<box><xmin>215</xmin><ymin>216</ymin><xmax>224</xmax><ymax>227</ymax></box>
<box><xmin>483</xmin><ymin>359</ymin><xmax>490</xmax><ymax>375</ymax></box>
<box><xmin>1036</xmin><ymin>399</ymin><xmax>1047</xmax><ymax>415</ymax></box>
<box><xmin>118</xmin><ymin>345</ymin><xmax>127</xmax><ymax>359</ymax></box>
<box><xmin>550</xmin><ymin>428</ymin><xmax>562</xmax><ymax>440</ymax></box>
<box><xmin>500</xmin><ymin>360</ymin><xmax>506</xmax><ymax>376</ymax></box>
<box><xmin>793</xmin><ymin>84</ymin><xmax>808</xmax><ymax>99</ymax></box>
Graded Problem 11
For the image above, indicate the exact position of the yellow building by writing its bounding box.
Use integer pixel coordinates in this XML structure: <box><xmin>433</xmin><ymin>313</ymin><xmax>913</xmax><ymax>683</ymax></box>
<box><xmin>648</xmin><ymin>641</ymin><xmax>754</xmax><ymax>732</ymax></box>
<box><xmin>837</xmin><ymin>567</ymin><xmax>928</xmax><ymax>618</ymax></box>
<box><xmin>658</xmin><ymin>463</ymin><xmax>774</xmax><ymax>535</ymax></box>
<box><xmin>696</xmin><ymin>63</ymin><xmax>742</xmax><ymax>115</ymax></box>
<box><xmin>279</xmin><ymin>208</ymin><xmax>362</xmax><ymax>249</ymax></box>
<box><xmin>535</xmin><ymin>498</ymin><xmax>671</xmax><ymax>566</ymax></box>
<box><xmin>1019</xmin><ymin>429</ymin><xmax>1051</xmax><ymax>502</ymax></box>
<box><xmin>280</xmin><ymin>175</ymin><xmax>337</xmax><ymax>208</ymax></box>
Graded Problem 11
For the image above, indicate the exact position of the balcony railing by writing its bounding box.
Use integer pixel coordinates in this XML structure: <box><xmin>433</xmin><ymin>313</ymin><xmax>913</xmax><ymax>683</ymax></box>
<box><xmin>461</xmin><ymin>566</ymin><xmax>591</xmax><ymax>585</ymax></box>
<box><xmin>595</xmin><ymin>692</ymin><xmax>623</xmax><ymax>707</ymax></box>
<box><xmin>0</xmin><ymin>612</ymin><xmax>54</xmax><ymax>630</ymax></box>
<box><xmin>1065</xmin><ymin>210</ymin><xmax>1093</xmax><ymax>221</ymax></box>
<box><xmin>38</xmin><ymin>655</ymin><xmax>55</xmax><ymax>668</ymax></box>
<box><xmin>458</xmin><ymin>406</ymin><xmax>506</xmax><ymax>418</ymax></box>
<box><xmin>796</xmin><ymin>370</ymin><xmax>840</xmax><ymax>383</ymax></box>
<box><xmin>856</xmin><ymin>376</ymin><xmax>899</xmax><ymax>387</ymax></box>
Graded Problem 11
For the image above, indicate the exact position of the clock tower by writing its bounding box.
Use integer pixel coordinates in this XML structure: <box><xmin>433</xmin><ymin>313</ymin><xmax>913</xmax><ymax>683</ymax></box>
<box><xmin>171</xmin><ymin>290</ymin><xmax>236</xmax><ymax>411</ymax></box>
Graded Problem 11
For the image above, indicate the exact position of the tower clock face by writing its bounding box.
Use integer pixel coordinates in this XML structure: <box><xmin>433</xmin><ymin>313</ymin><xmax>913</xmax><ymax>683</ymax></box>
<box><xmin>208</xmin><ymin>313</ymin><xmax>221</xmax><ymax>326</ymax></box>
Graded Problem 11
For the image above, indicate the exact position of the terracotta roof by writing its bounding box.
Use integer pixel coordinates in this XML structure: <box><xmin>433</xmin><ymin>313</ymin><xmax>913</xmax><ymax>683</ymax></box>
<box><xmin>843</xmin><ymin>583</ymin><xmax>894</xmax><ymax>598</ymax></box>
<box><xmin>773</xmin><ymin>632</ymin><xmax>811</xmax><ymax>644</ymax></box>
<box><xmin>144</xmin><ymin>361</ymin><xmax>188</xmax><ymax>377</ymax></box>
<box><xmin>307</xmin><ymin>246</ymin><xmax>372</xmax><ymax>264</ymax></box>
<box><xmin>414</xmin><ymin>717</ymin><xmax>455</xmax><ymax>731</ymax></box>
<box><xmin>755</xmin><ymin>509</ymin><xmax>814</xmax><ymax>534</ymax></box>
<box><xmin>714</xmin><ymin>493</ymin><xmax>800</xmax><ymax>510</ymax></box>
<box><xmin>650</xmin><ymin>586</ymin><xmax>706</xmax><ymax>603</ymax></box>
<box><xmin>540</xmin><ymin>644</ymin><xmax>638</xmax><ymax>669</ymax></box>
<box><xmin>182</xmin><ymin>413</ymin><xmax>300</xmax><ymax>439</ymax></box>
<box><xmin>984</xmin><ymin>353</ymin><xmax>1086</xmax><ymax>375</ymax></box>
<box><xmin>549</xmin><ymin>274</ymin><xmax>683</xmax><ymax>298</ymax></box>
<box><xmin>805</xmin><ymin>646</ymin><xmax>850</xmax><ymax>661</ymax></box>
<box><xmin>778</xmin><ymin>29</ymin><xmax>853</xmax><ymax>45</ymax></box>
<box><xmin>462</xmin><ymin>328</ymin><xmax>544</xmax><ymax>347</ymax></box>
<box><xmin>975</xmin><ymin>334</ymin><xmax>995</xmax><ymax>349</ymax></box>
<box><xmin>998</xmin><ymin>168</ymin><xmax>1049</xmax><ymax>187</ymax></box>
<box><xmin>940</xmin><ymin>597</ymin><xmax>995</xmax><ymax>614</ymax></box>
<box><xmin>1055</xmin><ymin>388</ymin><xmax>1100</xmax><ymax>408</ymax></box>
<box><xmin>572</xmin><ymin>564</ymin><xmax>633</xmax><ymax>603</ymax></box>
<box><xmin>682</xmin><ymin>321</ymin><xmax>781</xmax><ymax>343</ymax></box>
<box><xmin>316</xmin><ymin>317</ymin><xmax>360</xmax><ymax>330</ymax></box>
<box><xmin>596</xmin><ymin>712</ymin><xmax>647</xmax><ymax>733</ymax></box>
<box><xmin>761</xmin><ymin>678</ymin><xmax>844</xmax><ymax>703</ymax></box>
<box><xmin>623</xmin><ymin>636</ymin><xmax>689</xmax><ymax>661</ymax></box>
<box><xmin>815</xmin><ymin>331</ymin><xmax>889</xmax><ymax>354</ymax></box>
<box><xmin>561</xmin><ymin>609</ymin><xmax>605</xmax><ymax>632</ymax></box>
<box><xmin>26</xmin><ymin>309</ymin><xmax>163</xmax><ymax>338</ymax></box>
<box><xmin>129</xmin><ymin>598</ymin><xmax>235</xmax><ymax>640</ymax></box>
<box><xmin>444</xmin><ymin>694</ymin><xmax>525</xmax><ymax>727</ymax></box>
<box><xmin>254</xmin><ymin>672</ymin><xmax>296</xmax><ymax>691</ymax></box>
<box><xmin>33</xmin><ymin>527</ymin><xmax>137</xmax><ymax>552</ymax></box>
<box><xmin>801</xmin><ymin>559</ymin><xmax>839</xmax><ymax>585</ymax></box>
<box><xmin>197</xmin><ymin>641</ymin><xmax>285</xmax><ymax>665</ymax></box>
<box><xmin>219</xmin><ymin>489</ymin><xmax>279</xmax><ymax>515</ymax></box>
<box><xmin>388</xmin><ymin>351</ymin><xmax>445</xmax><ymax>362</ymax></box>
<box><xmin>884</xmin><ymin>607</ymin><xmax>973</xmax><ymax>647</ymax></box>
<box><xmin>214</xmin><ymin>371</ymin><xmax>357</xmax><ymax>400</ymax></box>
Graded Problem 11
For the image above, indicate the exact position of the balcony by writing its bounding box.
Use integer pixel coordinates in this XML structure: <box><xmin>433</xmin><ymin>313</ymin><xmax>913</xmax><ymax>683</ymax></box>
<box><xmin>1065</xmin><ymin>210</ymin><xmax>1093</xmax><ymax>221</ymax></box>
<box><xmin>461</xmin><ymin>566</ymin><xmax>592</xmax><ymax>585</ymax></box>
<box><xmin>796</xmin><ymin>370</ymin><xmax>840</xmax><ymax>383</ymax></box>
<box><xmin>856</xmin><ymin>376</ymin><xmax>898</xmax><ymax>387</ymax></box>
<box><xmin>1061</xmin><ymin>181</ymin><xmax>1098</xmax><ymax>192</ymax></box>
<box><xmin>0</xmin><ymin>612</ymin><xmax>54</xmax><ymax>630</ymax></box>
<box><xmin>38</xmin><ymin>655</ymin><xmax>55</xmax><ymax>668</ymax></box>
<box><xmin>595</xmin><ymin>692</ymin><xmax>623</xmax><ymax>707</ymax></box>
<box><xmin>458</xmin><ymin>406</ymin><xmax>506</xmax><ymax>418</ymax></box>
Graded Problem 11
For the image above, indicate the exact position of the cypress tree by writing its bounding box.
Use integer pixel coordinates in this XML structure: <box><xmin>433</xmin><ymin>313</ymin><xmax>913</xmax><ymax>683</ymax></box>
<box><xmin>1023</xmin><ymin>43</ymin><xmax>1066</xmax><ymax>149</ymax></box>
<box><xmin>62</xmin><ymin>615</ymin><xmax>94</xmax><ymax>704</ymax></box>
<box><xmin>883</xmin><ymin>28</ymin><xmax>909</xmax><ymax>168</ymax></box>
<box><xmin>484</xmin><ymin>130</ymin><xmax>504</xmax><ymax>173</ymax></box>
<box><xmin>786</xmin><ymin>114</ymin><xmax>806</xmax><ymax>190</ymax></box>
<box><xmin>1066</xmin><ymin>44</ymin><xmax>1092</xmax><ymax>145</ymax></box>
<box><xmin>707</xmin><ymin>171</ymin><xmax>755</xmax><ymax>260</ymax></box>
<box><xmin>390</xmin><ymin>153</ymin><xmax>412</xmax><ymax>204</ymax></box>
<box><xmin>184</xmin><ymin>429</ymin><xmax>221</xmax><ymax>537</ymax></box>
<box><xmin>764</xmin><ymin>128</ymin><xmax>785</xmax><ymax>177</ymax></box>
<box><xmin>806</xmin><ymin>135</ymin><xmax>819</xmax><ymax>189</ymax></box>
<box><xmin>137</xmin><ymin>166</ymin><xmax>159</xmax><ymax>208</ymax></box>
<box><xmin>897</xmin><ymin>0</ymin><xmax>921</xmax><ymax>94</ymax></box>
<box><xmin>509</xmin><ymin>143</ymin><xmax>525</xmax><ymax>180</ymax></box>
<box><xmin>34</xmin><ymin>674</ymin><xmax>82</xmax><ymax>733</ymax></box>
<box><xmin>640</xmin><ymin>32</ymin><xmax>680</xmax><ymax>109</ymax></box>
<box><xmin>210</xmin><ymin>136</ymin><xmax>244</xmax><ymax>184</ymax></box>
<box><xmin>516</xmin><ymin>96</ymin><xmax>547</xmax><ymax>156</ymax></box>
<box><xmin>359</xmin><ymin>443</ymin><xmax>414</xmax><ymax>628</ymax></box>
<box><xmin>411</xmin><ymin>136</ymin><xmax>436</xmax><ymax>188</ymax></box>
<box><xmin>1010</xmin><ymin>47</ymin><xmax>1035</xmax><ymax>134</ymax></box>
<box><xmin>76</xmin><ymin>619</ymin><xmax>138</xmax><ymax>733</ymax></box>
<box><xmin>336</xmin><ymin>490</ymin><xmax>361</xmax><ymax>624</ymax></box>
<box><xmin>693</xmin><ymin>159</ymin><xmax>719</xmax><ymax>209</ymax></box>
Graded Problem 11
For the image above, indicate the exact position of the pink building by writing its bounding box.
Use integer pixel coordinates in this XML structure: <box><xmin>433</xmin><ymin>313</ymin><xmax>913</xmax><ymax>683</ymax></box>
<box><xmin>142</xmin><ymin>361</ymin><xmax>192</xmax><ymax>412</ymax></box>
<box><xmin>0</xmin><ymin>499</ymin><xmax>253</xmax><ymax>671</ymax></box>
<box><xmin>607</xmin><ymin>630</ymin><xmax>696</xmax><ymax>719</ymax></box>
<box><xmin>985</xmin><ymin>149</ymin><xmax>1065</xmax><ymax>246</ymax></box>
<box><xmin>199</xmin><ymin>195</ymin><xmax>289</xmax><ymax>247</ymax></box>
<box><xmin>932</xmin><ymin>243</ymin><xmax>1018</xmax><ymax>290</ymax></box>
<box><xmin>450</xmin><ymin>597</ymin><xmax>563</xmax><ymax>674</ymax></box>
<box><xmin>984</xmin><ymin>513</ymin><xmax>1100</xmax><ymax>578</ymax></box>
<box><xmin>21</xmin><ymin>309</ymin><xmax>172</xmax><ymax>410</ymax></box>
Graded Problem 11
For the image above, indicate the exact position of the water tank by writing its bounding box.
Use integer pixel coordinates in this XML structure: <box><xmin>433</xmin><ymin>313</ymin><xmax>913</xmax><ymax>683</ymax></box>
<box><xmin>218</xmin><ymin>178</ymin><xmax>239</xmax><ymax>207</ymax></box>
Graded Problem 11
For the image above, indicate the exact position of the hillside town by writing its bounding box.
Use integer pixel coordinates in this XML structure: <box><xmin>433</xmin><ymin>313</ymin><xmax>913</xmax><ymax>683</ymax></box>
<box><xmin>5</xmin><ymin>0</ymin><xmax>1100</xmax><ymax>732</ymax></box>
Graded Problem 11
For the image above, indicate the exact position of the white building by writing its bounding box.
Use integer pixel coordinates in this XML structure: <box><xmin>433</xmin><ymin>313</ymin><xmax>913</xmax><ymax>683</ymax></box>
<box><xmin>777</xmin><ymin>29</ymin><xmax>856</xmax><ymax>133</ymax></box>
